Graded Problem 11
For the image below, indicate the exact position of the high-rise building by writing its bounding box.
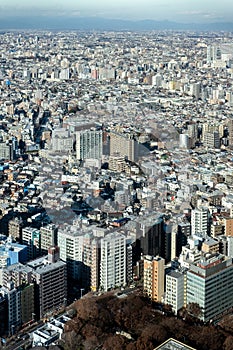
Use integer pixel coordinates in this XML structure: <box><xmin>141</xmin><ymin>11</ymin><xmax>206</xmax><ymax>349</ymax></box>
<box><xmin>82</xmin><ymin>234</ymin><xmax>100</xmax><ymax>291</ymax></box>
<box><xmin>0</xmin><ymin>282</ymin><xmax>21</xmax><ymax>336</ymax></box>
<box><xmin>186</xmin><ymin>255</ymin><xmax>233</xmax><ymax>322</ymax></box>
<box><xmin>40</xmin><ymin>224</ymin><xmax>58</xmax><ymax>255</ymax></box>
<box><xmin>100</xmin><ymin>232</ymin><xmax>126</xmax><ymax>291</ymax></box>
<box><xmin>27</xmin><ymin>254</ymin><xmax>67</xmax><ymax>319</ymax></box>
<box><xmin>224</xmin><ymin>217</ymin><xmax>233</xmax><ymax>236</ymax></box>
<box><xmin>109</xmin><ymin>132</ymin><xmax>138</xmax><ymax>162</ymax></box>
<box><xmin>191</xmin><ymin>207</ymin><xmax>209</xmax><ymax>237</ymax></box>
<box><xmin>8</xmin><ymin>217</ymin><xmax>23</xmax><ymax>242</ymax></box>
<box><xmin>137</xmin><ymin>216</ymin><xmax>171</xmax><ymax>262</ymax></box>
<box><xmin>207</xmin><ymin>45</ymin><xmax>221</xmax><ymax>64</ymax></box>
<box><xmin>22</xmin><ymin>227</ymin><xmax>41</xmax><ymax>260</ymax></box>
<box><xmin>165</xmin><ymin>270</ymin><xmax>185</xmax><ymax>315</ymax></box>
<box><xmin>0</xmin><ymin>294</ymin><xmax>7</xmax><ymax>337</ymax></box>
<box><xmin>0</xmin><ymin>138</ymin><xmax>18</xmax><ymax>161</ymax></box>
<box><xmin>176</xmin><ymin>222</ymin><xmax>191</xmax><ymax>257</ymax></box>
<box><xmin>58</xmin><ymin>227</ymin><xmax>83</xmax><ymax>281</ymax></box>
<box><xmin>76</xmin><ymin>129</ymin><xmax>102</xmax><ymax>160</ymax></box>
<box><xmin>20</xmin><ymin>283</ymin><xmax>35</xmax><ymax>325</ymax></box>
<box><xmin>228</xmin><ymin>118</ymin><xmax>233</xmax><ymax>147</ymax></box>
<box><xmin>203</xmin><ymin>131</ymin><xmax>221</xmax><ymax>149</ymax></box>
<box><xmin>143</xmin><ymin>255</ymin><xmax>165</xmax><ymax>302</ymax></box>
<box><xmin>0</xmin><ymin>142</ymin><xmax>11</xmax><ymax>160</ymax></box>
<box><xmin>1</xmin><ymin>263</ymin><xmax>33</xmax><ymax>289</ymax></box>
<box><xmin>126</xmin><ymin>244</ymin><xmax>133</xmax><ymax>283</ymax></box>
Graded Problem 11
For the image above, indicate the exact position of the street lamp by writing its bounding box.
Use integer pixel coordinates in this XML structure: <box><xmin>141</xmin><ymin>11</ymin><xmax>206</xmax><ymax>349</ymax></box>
<box><xmin>63</xmin><ymin>297</ymin><xmax>67</xmax><ymax>307</ymax></box>
<box><xmin>32</xmin><ymin>312</ymin><xmax>35</xmax><ymax>322</ymax></box>
<box><xmin>11</xmin><ymin>324</ymin><xmax>15</xmax><ymax>336</ymax></box>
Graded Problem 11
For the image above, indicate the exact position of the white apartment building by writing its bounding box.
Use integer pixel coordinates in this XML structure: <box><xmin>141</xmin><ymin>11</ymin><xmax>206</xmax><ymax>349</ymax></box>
<box><xmin>76</xmin><ymin>129</ymin><xmax>102</xmax><ymax>160</ymax></box>
<box><xmin>40</xmin><ymin>224</ymin><xmax>58</xmax><ymax>254</ymax></box>
<box><xmin>191</xmin><ymin>207</ymin><xmax>209</xmax><ymax>236</ymax></box>
<box><xmin>58</xmin><ymin>227</ymin><xmax>83</xmax><ymax>280</ymax></box>
<box><xmin>165</xmin><ymin>270</ymin><xmax>185</xmax><ymax>315</ymax></box>
<box><xmin>100</xmin><ymin>232</ymin><xmax>126</xmax><ymax>291</ymax></box>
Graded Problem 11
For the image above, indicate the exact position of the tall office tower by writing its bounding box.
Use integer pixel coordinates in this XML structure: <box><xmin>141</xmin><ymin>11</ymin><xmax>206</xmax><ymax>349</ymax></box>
<box><xmin>109</xmin><ymin>132</ymin><xmax>139</xmax><ymax>162</ymax></box>
<box><xmin>76</xmin><ymin>129</ymin><xmax>103</xmax><ymax>160</ymax></box>
<box><xmin>0</xmin><ymin>282</ymin><xmax>21</xmax><ymax>336</ymax></box>
<box><xmin>137</xmin><ymin>216</ymin><xmax>171</xmax><ymax>262</ymax></box>
<box><xmin>176</xmin><ymin>223</ymin><xmax>191</xmax><ymax>257</ymax></box>
<box><xmin>202</xmin><ymin>123</ymin><xmax>224</xmax><ymax>140</ymax></box>
<box><xmin>179</xmin><ymin>134</ymin><xmax>191</xmax><ymax>149</ymax></box>
<box><xmin>0</xmin><ymin>294</ymin><xmax>8</xmax><ymax>337</ymax></box>
<box><xmin>58</xmin><ymin>227</ymin><xmax>83</xmax><ymax>281</ymax></box>
<box><xmin>191</xmin><ymin>82</ymin><xmax>201</xmax><ymax>99</ymax></box>
<box><xmin>187</xmin><ymin>255</ymin><xmax>233</xmax><ymax>322</ymax></box>
<box><xmin>0</xmin><ymin>142</ymin><xmax>11</xmax><ymax>160</ymax></box>
<box><xmin>187</xmin><ymin>123</ymin><xmax>198</xmax><ymax>139</ymax></box>
<box><xmin>19</xmin><ymin>283</ymin><xmax>35</xmax><ymax>325</ymax></box>
<box><xmin>2</xmin><ymin>263</ymin><xmax>36</xmax><ymax>326</ymax></box>
<box><xmin>228</xmin><ymin>118</ymin><xmax>233</xmax><ymax>147</ymax></box>
<box><xmin>8</xmin><ymin>217</ymin><xmax>23</xmax><ymax>242</ymax></box>
<box><xmin>191</xmin><ymin>207</ymin><xmax>209</xmax><ymax>237</ymax></box>
<box><xmin>100</xmin><ymin>232</ymin><xmax>126</xmax><ymax>291</ymax></box>
<box><xmin>165</xmin><ymin>270</ymin><xmax>185</xmax><ymax>315</ymax></box>
<box><xmin>0</xmin><ymin>138</ymin><xmax>18</xmax><ymax>161</ymax></box>
<box><xmin>207</xmin><ymin>45</ymin><xmax>221</xmax><ymax>64</ymax></box>
<box><xmin>82</xmin><ymin>235</ymin><xmax>100</xmax><ymax>291</ymax></box>
<box><xmin>22</xmin><ymin>227</ymin><xmax>41</xmax><ymax>260</ymax></box>
<box><xmin>126</xmin><ymin>244</ymin><xmax>133</xmax><ymax>283</ymax></box>
<box><xmin>27</xmin><ymin>254</ymin><xmax>67</xmax><ymax>319</ymax></box>
<box><xmin>40</xmin><ymin>224</ymin><xmax>58</xmax><ymax>255</ymax></box>
<box><xmin>207</xmin><ymin>45</ymin><xmax>222</xmax><ymax>63</ymax></box>
<box><xmin>143</xmin><ymin>255</ymin><xmax>165</xmax><ymax>302</ymax></box>
<box><xmin>203</xmin><ymin>131</ymin><xmax>221</xmax><ymax>149</ymax></box>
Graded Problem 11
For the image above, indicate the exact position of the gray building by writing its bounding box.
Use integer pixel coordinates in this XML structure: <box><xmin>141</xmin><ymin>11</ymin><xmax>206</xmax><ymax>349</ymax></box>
<box><xmin>76</xmin><ymin>129</ymin><xmax>102</xmax><ymax>160</ymax></box>
<box><xmin>187</xmin><ymin>254</ymin><xmax>233</xmax><ymax>322</ymax></box>
<box><xmin>27</xmin><ymin>252</ymin><xmax>67</xmax><ymax>319</ymax></box>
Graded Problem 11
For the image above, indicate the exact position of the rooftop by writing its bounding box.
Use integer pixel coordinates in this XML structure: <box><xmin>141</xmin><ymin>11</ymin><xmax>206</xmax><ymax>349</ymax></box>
<box><xmin>154</xmin><ymin>338</ymin><xmax>196</xmax><ymax>350</ymax></box>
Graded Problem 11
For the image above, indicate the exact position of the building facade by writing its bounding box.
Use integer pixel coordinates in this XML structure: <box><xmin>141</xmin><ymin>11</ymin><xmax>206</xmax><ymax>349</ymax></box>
<box><xmin>165</xmin><ymin>270</ymin><xmax>185</xmax><ymax>315</ymax></box>
<box><xmin>187</xmin><ymin>255</ymin><xmax>233</xmax><ymax>322</ymax></box>
<box><xmin>100</xmin><ymin>232</ymin><xmax>126</xmax><ymax>291</ymax></box>
<box><xmin>143</xmin><ymin>255</ymin><xmax>165</xmax><ymax>302</ymax></box>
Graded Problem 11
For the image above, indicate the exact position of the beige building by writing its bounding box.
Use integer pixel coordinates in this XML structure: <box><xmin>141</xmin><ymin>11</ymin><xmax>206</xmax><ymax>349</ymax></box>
<box><xmin>82</xmin><ymin>235</ymin><xmax>99</xmax><ymax>292</ymax></box>
<box><xmin>143</xmin><ymin>255</ymin><xmax>164</xmax><ymax>302</ymax></box>
<box><xmin>210</xmin><ymin>221</ymin><xmax>223</xmax><ymax>238</ymax></box>
<box><xmin>8</xmin><ymin>217</ymin><xmax>23</xmax><ymax>241</ymax></box>
<box><xmin>202</xmin><ymin>237</ymin><xmax>219</xmax><ymax>254</ymax></box>
<box><xmin>224</xmin><ymin>217</ymin><xmax>233</xmax><ymax>236</ymax></box>
<box><xmin>40</xmin><ymin>224</ymin><xmax>58</xmax><ymax>254</ymax></box>
<box><xmin>110</xmin><ymin>132</ymin><xmax>138</xmax><ymax>162</ymax></box>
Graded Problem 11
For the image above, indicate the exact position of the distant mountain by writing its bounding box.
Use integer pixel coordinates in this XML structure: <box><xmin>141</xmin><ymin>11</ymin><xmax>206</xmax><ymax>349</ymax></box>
<box><xmin>0</xmin><ymin>16</ymin><xmax>233</xmax><ymax>31</ymax></box>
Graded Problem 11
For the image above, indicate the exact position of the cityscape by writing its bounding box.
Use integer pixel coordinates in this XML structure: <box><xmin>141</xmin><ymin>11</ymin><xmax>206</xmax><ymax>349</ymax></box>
<box><xmin>0</xmin><ymin>16</ymin><xmax>233</xmax><ymax>350</ymax></box>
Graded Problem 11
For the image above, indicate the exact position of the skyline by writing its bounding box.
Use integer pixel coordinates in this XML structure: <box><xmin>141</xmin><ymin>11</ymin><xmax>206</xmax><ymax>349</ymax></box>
<box><xmin>0</xmin><ymin>0</ymin><xmax>232</xmax><ymax>23</ymax></box>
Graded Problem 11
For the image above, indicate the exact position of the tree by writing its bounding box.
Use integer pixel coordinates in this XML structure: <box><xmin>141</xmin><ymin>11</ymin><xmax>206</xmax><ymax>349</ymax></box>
<box><xmin>187</xmin><ymin>302</ymin><xmax>203</xmax><ymax>319</ymax></box>
<box><xmin>224</xmin><ymin>336</ymin><xmax>233</xmax><ymax>350</ymax></box>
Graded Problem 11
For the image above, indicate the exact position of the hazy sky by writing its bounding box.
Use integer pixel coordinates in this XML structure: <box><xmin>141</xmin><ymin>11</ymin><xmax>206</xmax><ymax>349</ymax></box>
<box><xmin>0</xmin><ymin>0</ymin><xmax>232</xmax><ymax>22</ymax></box>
